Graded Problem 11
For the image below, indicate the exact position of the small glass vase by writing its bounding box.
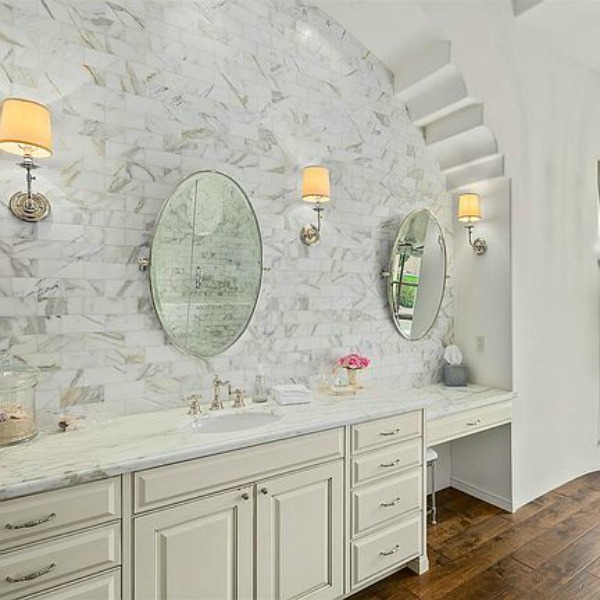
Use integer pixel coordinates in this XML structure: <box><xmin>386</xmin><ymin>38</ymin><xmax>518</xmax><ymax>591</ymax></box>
<box><xmin>345</xmin><ymin>368</ymin><xmax>362</xmax><ymax>389</ymax></box>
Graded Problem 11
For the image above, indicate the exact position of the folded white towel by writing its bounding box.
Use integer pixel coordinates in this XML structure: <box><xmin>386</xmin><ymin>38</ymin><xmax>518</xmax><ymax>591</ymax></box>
<box><xmin>272</xmin><ymin>384</ymin><xmax>312</xmax><ymax>405</ymax></box>
<box><xmin>274</xmin><ymin>394</ymin><xmax>313</xmax><ymax>405</ymax></box>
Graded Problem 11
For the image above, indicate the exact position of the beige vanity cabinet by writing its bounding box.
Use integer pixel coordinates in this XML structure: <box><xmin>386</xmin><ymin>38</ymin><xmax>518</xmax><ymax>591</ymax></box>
<box><xmin>256</xmin><ymin>461</ymin><xmax>344</xmax><ymax>600</ymax></box>
<box><xmin>131</xmin><ymin>428</ymin><xmax>346</xmax><ymax>600</ymax></box>
<box><xmin>0</xmin><ymin>478</ymin><xmax>122</xmax><ymax>600</ymax></box>
<box><xmin>134</xmin><ymin>486</ymin><xmax>254</xmax><ymax>600</ymax></box>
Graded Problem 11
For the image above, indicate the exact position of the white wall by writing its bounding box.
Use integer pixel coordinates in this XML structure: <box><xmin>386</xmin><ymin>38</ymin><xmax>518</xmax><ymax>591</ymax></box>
<box><xmin>418</xmin><ymin>0</ymin><xmax>600</xmax><ymax>507</ymax></box>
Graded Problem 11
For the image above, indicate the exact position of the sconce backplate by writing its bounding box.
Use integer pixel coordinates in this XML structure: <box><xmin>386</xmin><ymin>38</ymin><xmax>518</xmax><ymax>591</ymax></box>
<box><xmin>300</xmin><ymin>224</ymin><xmax>320</xmax><ymax>246</ymax></box>
<box><xmin>472</xmin><ymin>237</ymin><xmax>488</xmax><ymax>255</ymax></box>
<box><xmin>9</xmin><ymin>191</ymin><xmax>51</xmax><ymax>222</ymax></box>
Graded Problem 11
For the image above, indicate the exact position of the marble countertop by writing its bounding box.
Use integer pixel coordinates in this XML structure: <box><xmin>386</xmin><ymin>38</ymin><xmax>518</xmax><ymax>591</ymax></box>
<box><xmin>0</xmin><ymin>384</ymin><xmax>515</xmax><ymax>500</ymax></box>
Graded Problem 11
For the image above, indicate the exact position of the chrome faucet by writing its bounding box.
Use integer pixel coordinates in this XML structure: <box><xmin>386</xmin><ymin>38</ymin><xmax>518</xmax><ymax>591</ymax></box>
<box><xmin>211</xmin><ymin>376</ymin><xmax>230</xmax><ymax>411</ymax></box>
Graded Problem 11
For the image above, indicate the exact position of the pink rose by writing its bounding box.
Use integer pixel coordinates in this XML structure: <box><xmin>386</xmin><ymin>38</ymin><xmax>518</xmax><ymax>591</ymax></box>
<box><xmin>338</xmin><ymin>353</ymin><xmax>370</xmax><ymax>370</ymax></box>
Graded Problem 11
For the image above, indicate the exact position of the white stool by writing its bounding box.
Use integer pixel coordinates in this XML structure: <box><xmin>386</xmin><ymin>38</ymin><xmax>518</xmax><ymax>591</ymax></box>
<box><xmin>426</xmin><ymin>447</ymin><xmax>438</xmax><ymax>525</ymax></box>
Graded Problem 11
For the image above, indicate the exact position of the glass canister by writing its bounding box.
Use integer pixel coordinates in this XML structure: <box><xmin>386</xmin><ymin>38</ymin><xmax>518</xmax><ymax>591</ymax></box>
<box><xmin>0</xmin><ymin>354</ymin><xmax>38</xmax><ymax>446</ymax></box>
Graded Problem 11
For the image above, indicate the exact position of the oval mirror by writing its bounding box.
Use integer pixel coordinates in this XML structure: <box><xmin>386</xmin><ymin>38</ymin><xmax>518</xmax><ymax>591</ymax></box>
<box><xmin>149</xmin><ymin>171</ymin><xmax>262</xmax><ymax>357</ymax></box>
<box><xmin>386</xmin><ymin>209</ymin><xmax>446</xmax><ymax>340</ymax></box>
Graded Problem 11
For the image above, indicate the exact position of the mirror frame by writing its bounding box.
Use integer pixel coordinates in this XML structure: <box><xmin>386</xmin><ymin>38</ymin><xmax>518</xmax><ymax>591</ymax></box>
<box><xmin>148</xmin><ymin>169</ymin><xmax>263</xmax><ymax>358</ymax></box>
<box><xmin>386</xmin><ymin>208</ymin><xmax>447</xmax><ymax>341</ymax></box>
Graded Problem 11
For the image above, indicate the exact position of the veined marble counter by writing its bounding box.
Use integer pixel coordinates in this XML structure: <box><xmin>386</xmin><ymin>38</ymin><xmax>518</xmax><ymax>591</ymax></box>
<box><xmin>0</xmin><ymin>384</ymin><xmax>515</xmax><ymax>500</ymax></box>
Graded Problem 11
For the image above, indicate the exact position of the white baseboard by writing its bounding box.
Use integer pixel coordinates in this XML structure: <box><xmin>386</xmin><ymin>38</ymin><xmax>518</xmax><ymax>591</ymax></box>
<box><xmin>450</xmin><ymin>477</ymin><xmax>514</xmax><ymax>513</ymax></box>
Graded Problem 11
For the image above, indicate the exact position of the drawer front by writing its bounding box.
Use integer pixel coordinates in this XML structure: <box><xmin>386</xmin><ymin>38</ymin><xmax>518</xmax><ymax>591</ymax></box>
<box><xmin>352</xmin><ymin>469</ymin><xmax>422</xmax><ymax>536</ymax></box>
<box><xmin>0</xmin><ymin>523</ymin><xmax>121</xmax><ymax>600</ymax></box>
<box><xmin>351</xmin><ymin>515</ymin><xmax>421</xmax><ymax>589</ymax></box>
<box><xmin>428</xmin><ymin>400</ymin><xmax>512</xmax><ymax>446</ymax></box>
<box><xmin>0</xmin><ymin>478</ymin><xmax>120</xmax><ymax>550</ymax></box>
<box><xmin>352</xmin><ymin>438</ymin><xmax>421</xmax><ymax>487</ymax></box>
<box><xmin>352</xmin><ymin>412</ymin><xmax>421</xmax><ymax>454</ymax></box>
<box><xmin>27</xmin><ymin>569</ymin><xmax>121</xmax><ymax>600</ymax></box>
<box><xmin>135</xmin><ymin>428</ymin><xmax>344</xmax><ymax>512</ymax></box>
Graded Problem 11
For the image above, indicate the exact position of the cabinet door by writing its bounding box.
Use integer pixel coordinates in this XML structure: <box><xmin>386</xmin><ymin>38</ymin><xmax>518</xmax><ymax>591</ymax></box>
<box><xmin>256</xmin><ymin>461</ymin><xmax>343</xmax><ymax>600</ymax></box>
<box><xmin>134</xmin><ymin>486</ymin><xmax>253</xmax><ymax>600</ymax></box>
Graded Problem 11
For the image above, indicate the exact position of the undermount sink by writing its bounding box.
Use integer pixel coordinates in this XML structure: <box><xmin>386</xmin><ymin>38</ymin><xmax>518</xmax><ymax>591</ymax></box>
<box><xmin>191</xmin><ymin>411</ymin><xmax>282</xmax><ymax>434</ymax></box>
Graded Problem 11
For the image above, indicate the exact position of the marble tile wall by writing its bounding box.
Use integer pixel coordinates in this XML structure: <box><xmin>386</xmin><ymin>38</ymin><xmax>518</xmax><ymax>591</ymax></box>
<box><xmin>0</xmin><ymin>0</ymin><xmax>453</xmax><ymax>420</ymax></box>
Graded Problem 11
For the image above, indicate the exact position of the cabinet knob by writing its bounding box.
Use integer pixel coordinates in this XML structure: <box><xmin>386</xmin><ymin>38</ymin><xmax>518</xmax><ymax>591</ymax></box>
<box><xmin>241</xmin><ymin>492</ymin><xmax>250</xmax><ymax>501</ymax></box>
<box><xmin>260</xmin><ymin>487</ymin><xmax>269</xmax><ymax>495</ymax></box>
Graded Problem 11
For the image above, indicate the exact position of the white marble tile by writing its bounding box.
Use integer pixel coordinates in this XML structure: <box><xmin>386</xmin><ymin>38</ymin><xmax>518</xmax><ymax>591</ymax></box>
<box><xmin>0</xmin><ymin>0</ymin><xmax>453</xmax><ymax>414</ymax></box>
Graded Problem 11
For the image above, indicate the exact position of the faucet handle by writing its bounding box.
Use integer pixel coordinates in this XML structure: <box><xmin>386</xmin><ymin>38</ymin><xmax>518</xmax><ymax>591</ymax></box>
<box><xmin>187</xmin><ymin>394</ymin><xmax>202</xmax><ymax>416</ymax></box>
<box><xmin>232</xmin><ymin>389</ymin><xmax>246</xmax><ymax>409</ymax></box>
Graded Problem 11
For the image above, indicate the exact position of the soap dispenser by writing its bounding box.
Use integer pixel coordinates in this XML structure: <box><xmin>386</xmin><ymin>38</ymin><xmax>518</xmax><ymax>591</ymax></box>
<box><xmin>252</xmin><ymin>365</ymin><xmax>268</xmax><ymax>404</ymax></box>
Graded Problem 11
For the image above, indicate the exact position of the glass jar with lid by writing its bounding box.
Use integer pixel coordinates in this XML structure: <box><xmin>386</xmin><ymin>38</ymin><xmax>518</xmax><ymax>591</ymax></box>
<box><xmin>0</xmin><ymin>353</ymin><xmax>38</xmax><ymax>446</ymax></box>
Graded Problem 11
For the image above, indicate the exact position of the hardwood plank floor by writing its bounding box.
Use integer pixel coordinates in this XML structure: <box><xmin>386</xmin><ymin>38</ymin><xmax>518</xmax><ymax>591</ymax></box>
<box><xmin>352</xmin><ymin>472</ymin><xmax>600</xmax><ymax>600</ymax></box>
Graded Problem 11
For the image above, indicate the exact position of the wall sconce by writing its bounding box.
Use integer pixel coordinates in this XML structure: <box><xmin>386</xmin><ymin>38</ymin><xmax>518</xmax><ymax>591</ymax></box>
<box><xmin>458</xmin><ymin>193</ymin><xmax>488</xmax><ymax>255</ymax></box>
<box><xmin>0</xmin><ymin>98</ymin><xmax>53</xmax><ymax>222</ymax></box>
<box><xmin>300</xmin><ymin>165</ymin><xmax>330</xmax><ymax>246</ymax></box>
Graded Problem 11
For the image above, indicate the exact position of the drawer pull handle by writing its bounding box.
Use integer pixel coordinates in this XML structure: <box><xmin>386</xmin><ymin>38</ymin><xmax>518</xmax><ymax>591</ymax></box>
<box><xmin>380</xmin><ymin>459</ymin><xmax>400</xmax><ymax>468</ymax></box>
<box><xmin>241</xmin><ymin>493</ymin><xmax>250</xmax><ymax>501</ymax></box>
<box><xmin>6</xmin><ymin>562</ymin><xmax>56</xmax><ymax>584</ymax></box>
<box><xmin>380</xmin><ymin>545</ymin><xmax>400</xmax><ymax>557</ymax></box>
<box><xmin>5</xmin><ymin>512</ymin><xmax>56</xmax><ymax>530</ymax></box>
<box><xmin>380</xmin><ymin>497</ymin><xmax>401</xmax><ymax>508</ymax></box>
<box><xmin>379</xmin><ymin>429</ymin><xmax>400</xmax><ymax>437</ymax></box>
<box><xmin>466</xmin><ymin>419</ymin><xmax>482</xmax><ymax>427</ymax></box>
<box><xmin>260</xmin><ymin>487</ymin><xmax>268</xmax><ymax>495</ymax></box>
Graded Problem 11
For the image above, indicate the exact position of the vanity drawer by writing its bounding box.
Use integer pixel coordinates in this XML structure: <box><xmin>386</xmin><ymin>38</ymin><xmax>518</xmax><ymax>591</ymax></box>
<box><xmin>352</xmin><ymin>438</ymin><xmax>421</xmax><ymax>487</ymax></box>
<box><xmin>428</xmin><ymin>400</ymin><xmax>512</xmax><ymax>446</ymax></box>
<box><xmin>26</xmin><ymin>569</ymin><xmax>121</xmax><ymax>600</ymax></box>
<box><xmin>352</xmin><ymin>412</ymin><xmax>421</xmax><ymax>454</ymax></box>
<box><xmin>352</xmin><ymin>469</ymin><xmax>422</xmax><ymax>536</ymax></box>
<box><xmin>0</xmin><ymin>478</ymin><xmax>121</xmax><ymax>550</ymax></box>
<box><xmin>351</xmin><ymin>514</ymin><xmax>421</xmax><ymax>589</ymax></box>
<box><xmin>134</xmin><ymin>428</ymin><xmax>344</xmax><ymax>512</ymax></box>
<box><xmin>0</xmin><ymin>522</ymin><xmax>121</xmax><ymax>600</ymax></box>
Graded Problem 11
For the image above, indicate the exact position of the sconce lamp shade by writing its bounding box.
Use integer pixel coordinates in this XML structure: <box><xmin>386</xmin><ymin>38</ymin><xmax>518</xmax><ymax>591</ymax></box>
<box><xmin>0</xmin><ymin>98</ymin><xmax>53</xmax><ymax>158</ymax></box>
<box><xmin>458</xmin><ymin>193</ymin><xmax>481</xmax><ymax>223</ymax></box>
<box><xmin>302</xmin><ymin>165</ymin><xmax>330</xmax><ymax>204</ymax></box>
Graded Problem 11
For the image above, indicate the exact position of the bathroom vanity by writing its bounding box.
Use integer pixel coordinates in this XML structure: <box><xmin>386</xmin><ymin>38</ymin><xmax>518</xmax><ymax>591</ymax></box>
<box><xmin>0</xmin><ymin>384</ymin><xmax>513</xmax><ymax>600</ymax></box>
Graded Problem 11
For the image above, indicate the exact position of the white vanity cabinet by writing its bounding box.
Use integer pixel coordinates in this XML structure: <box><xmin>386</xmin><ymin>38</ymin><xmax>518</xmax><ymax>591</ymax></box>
<box><xmin>0</xmin><ymin>478</ymin><xmax>122</xmax><ymax>600</ymax></box>
<box><xmin>347</xmin><ymin>412</ymin><xmax>425</xmax><ymax>592</ymax></box>
<box><xmin>134</xmin><ymin>486</ymin><xmax>254</xmax><ymax>600</ymax></box>
<box><xmin>132</xmin><ymin>429</ymin><xmax>346</xmax><ymax>600</ymax></box>
<box><xmin>256</xmin><ymin>461</ymin><xmax>344</xmax><ymax>600</ymax></box>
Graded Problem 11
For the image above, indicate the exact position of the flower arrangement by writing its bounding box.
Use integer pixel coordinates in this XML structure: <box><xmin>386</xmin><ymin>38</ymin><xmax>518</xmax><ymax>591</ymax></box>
<box><xmin>337</xmin><ymin>353</ymin><xmax>370</xmax><ymax>370</ymax></box>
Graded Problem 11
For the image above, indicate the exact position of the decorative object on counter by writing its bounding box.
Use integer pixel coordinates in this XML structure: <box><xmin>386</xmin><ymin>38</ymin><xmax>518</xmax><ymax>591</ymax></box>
<box><xmin>0</xmin><ymin>97</ymin><xmax>54</xmax><ymax>222</ymax></box>
<box><xmin>141</xmin><ymin>170</ymin><xmax>262</xmax><ymax>358</ymax></box>
<box><xmin>57</xmin><ymin>414</ymin><xmax>87</xmax><ymax>432</ymax></box>
<box><xmin>300</xmin><ymin>165</ymin><xmax>331</xmax><ymax>246</ymax></box>
<box><xmin>458</xmin><ymin>193</ymin><xmax>488</xmax><ymax>255</ymax></box>
<box><xmin>0</xmin><ymin>353</ymin><xmax>38</xmax><ymax>445</ymax></box>
<box><xmin>272</xmin><ymin>384</ymin><xmax>312</xmax><ymax>405</ymax></box>
<box><xmin>336</xmin><ymin>353</ymin><xmax>370</xmax><ymax>389</ymax></box>
<box><xmin>442</xmin><ymin>344</ymin><xmax>469</xmax><ymax>387</ymax></box>
<box><xmin>252</xmin><ymin>365</ymin><xmax>268</xmax><ymax>403</ymax></box>
<box><xmin>382</xmin><ymin>209</ymin><xmax>447</xmax><ymax>340</ymax></box>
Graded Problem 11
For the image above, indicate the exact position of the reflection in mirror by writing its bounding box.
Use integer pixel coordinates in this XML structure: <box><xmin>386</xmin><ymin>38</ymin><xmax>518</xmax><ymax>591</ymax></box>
<box><xmin>386</xmin><ymin>209</ymin><xmax>446</xmax><ymax>340</ymax></box>
<box><xmin>149</xmin><ymin>171</ymin><xmax>262</xmax><ymax>357</ymax></box>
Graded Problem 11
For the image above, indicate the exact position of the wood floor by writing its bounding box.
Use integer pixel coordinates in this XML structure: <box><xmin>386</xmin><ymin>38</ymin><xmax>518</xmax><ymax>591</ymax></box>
<box><xmin>353</xmin><ymin>472</ymin><xmax>600</xmax><ymax>600</ymax></box>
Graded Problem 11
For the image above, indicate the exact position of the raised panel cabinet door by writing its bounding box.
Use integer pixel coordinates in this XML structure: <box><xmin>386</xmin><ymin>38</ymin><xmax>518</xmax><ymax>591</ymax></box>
<box><xmin>134</xmin><ymin>486</ymin><xmax>253</xmax><ymax>600</ymax></box>
<box><xmin>256</xmin><ymin>460</ymin><xmax>344</xmax><ymax>600</ymax></box>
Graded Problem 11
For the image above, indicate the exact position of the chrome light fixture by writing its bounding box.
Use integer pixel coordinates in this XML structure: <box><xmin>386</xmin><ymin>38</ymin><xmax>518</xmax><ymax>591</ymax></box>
<box><xmin>458</xmin><ymin>193</ymin><xmax>487</xmax><ymax>255</ymax></box>
<box><xmin>300</xmin><ymin>165</ymin><xmax>330</xmax><ymax>246</ymax></box>
<box><xmin>0</xmin><ymin>98</ymin><xmax>53</xmax><ymax>222</ymax></box>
